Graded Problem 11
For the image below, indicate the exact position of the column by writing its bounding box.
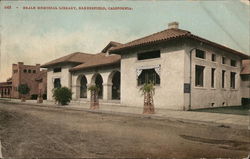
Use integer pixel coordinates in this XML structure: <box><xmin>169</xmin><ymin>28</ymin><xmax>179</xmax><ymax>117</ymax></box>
<box><xmin>103</xmin><ymin>83</ymin><xmax>112</xmax><ymax>101</ymax></box>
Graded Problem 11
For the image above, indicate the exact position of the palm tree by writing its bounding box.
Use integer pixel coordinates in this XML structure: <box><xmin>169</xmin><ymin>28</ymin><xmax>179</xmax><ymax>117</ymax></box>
<box><xmin>88</xmin><ymin>85</ymin><xmax>100</xmax><ymax>109</ymax></box>
<box><xmin>140</xmin><ymin>83</ymin><xmax>155</xmax><ymax>114</ymax></box>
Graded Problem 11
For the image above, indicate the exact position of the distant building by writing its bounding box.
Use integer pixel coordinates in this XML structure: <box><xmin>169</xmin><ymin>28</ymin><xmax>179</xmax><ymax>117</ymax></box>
<box><xmin>42</xmin><ymin>22</ymin><xmax>250</xmax><ymax>110</ymax></box>
<box><xmin>0</xmin><ymin>78</ymin><xmax>12</xmax><ymax>98</ymax></box>
<box><xmin>0</xmin><ymin>62</ymin><xmax>47</xmax><ymax>99</ymax></box>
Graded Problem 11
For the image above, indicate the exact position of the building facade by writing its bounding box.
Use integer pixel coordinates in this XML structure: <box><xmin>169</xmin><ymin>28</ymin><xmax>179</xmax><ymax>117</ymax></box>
<box><xmin>42</xmin><ymin>22</ymin><xmax>249</xmax><ymax>110</ymax></box>
<box><xmin>0</xmin><ymin>62</ymin><xmax>47</xmax><ymax>99</ymax></box>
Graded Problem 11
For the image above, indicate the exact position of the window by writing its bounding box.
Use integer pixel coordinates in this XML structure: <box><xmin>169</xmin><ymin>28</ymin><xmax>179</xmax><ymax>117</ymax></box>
<box><xmin>54</xmin><ymin>78</ymin><xmax>61</xmax><ymax>88</ymax></box>
<box><xmin>138</xmin><ymin>69</ymin><xmax>160</xmax><ymax>85</ymax></box>
<box><xmin>230</xmin><ymin>72</ymin><xmax>236</xmax><ymax>89</ymax></box>
<box><xmin>230</xmin><ymin>60</ymin><xmax>236</xmax><ymax>67</ymax></box>
<box><xmin>212</xmin><ymin>54</ymin><xmax>216</xmax><ymax>62</ymax></box>
<box><xmin>33</xmin><ymin>70</ymin><xmax>36</xmax><ymax>73</ymax></box>
<box><xmin>28</xmin><ymin>69</ymin><xmax>31</xmax><ymax>73</ymax></box>
<box><xmin>195</xmin><ymin>65</ymin><xmax>205</xmax><ymax>87</ymax></box>
<box><xmin>53</xmin><ymin>68</ymin><xmax>62</xmax><ymax>73</ymax></box>
<box><xmin>137</xmin><ymin>50</ymin><xmax>160</xmax><ymax>60</ymax></box>
<box><xmin>13</xmin><ymin>70</ymin><xmax>18</xmax><ymax>73</ymax></box>
<box><xmin>211</xmin><ymin>68</ymin><xmax>215</xmax><ymax>88</ymax></box>
<box><xmin>222</xmin><ymin>70</ymin><xmax>225</xmax><ymax>88</ymax></box>
<box><xmin>222</xmin><ymin>57</ymin><xmax>226</xmax><ymax>64</ymax></box>
<box><xmin>195</xmin><ymin>49</ymin><xmax>205</xmax><ymax>59</ymax></box>
<box><xmin>23</xmin><ymin>69</ymin><xmax>27</xmax><ymax>73</ymax></box>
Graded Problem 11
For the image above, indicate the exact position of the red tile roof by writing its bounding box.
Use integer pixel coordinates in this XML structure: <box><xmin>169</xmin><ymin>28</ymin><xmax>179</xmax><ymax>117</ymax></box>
<box><xmin>110</xmin><ymin>28</ymin><xmax>248</xmax><ymax>58</ymax></box>
<box><xmin>111</xmin><ymin>28</ymin><xmax>190</xmax><ymax>52</ymax></box>
<box><xmin>41</xmin><ymin>52</ymin><xmax>94</xmax><ymax>68</ymax></box>
<box><xmin>102</xmin><ymin>41</ymin><xmax>122</xmax><ymax>53</ymax></box>
<box><xmin>241</xmin><ymin>60</ymin><xmax>250</xmax><ymax>75</ymax></box>
<box><xmin>70</xmin><ymin>53</ymin><xmax>120</xmax><ymax>72</ymax></box>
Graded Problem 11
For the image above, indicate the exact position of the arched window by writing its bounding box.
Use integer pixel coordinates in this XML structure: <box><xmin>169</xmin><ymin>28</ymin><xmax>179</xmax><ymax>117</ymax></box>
<box><xmin>112</xmin><ymin>71</ymin><xmax>120</xmax><ymax>100</ymax></box>
<box><xmin>138</xmin><ymin>69</ymin><xmax>160</xmax><ymax>86</ymax></box>
<box><xmin>95</xmin><ymin>74</ymin><xmax>103</xmax><ymax>99</ymax></box>
<box><xmin>80</xmin><ymin>76</ymin><xmax>87</xmax><ymax>98</ymax></box>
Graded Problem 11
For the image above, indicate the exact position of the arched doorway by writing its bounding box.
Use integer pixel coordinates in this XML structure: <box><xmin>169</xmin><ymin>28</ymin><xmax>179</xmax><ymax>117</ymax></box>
<box><xmin>111</xmin><ymin>71</ymin><xmax>120</xmax><ymax>100</ymax></box>
<box><xmin>80</xmin><ymin>76</ymin><xmax>87</xmax><ymax>98</ymax></box>
<box><xmin>94</xmin><ymin>74</ymin><xmax>103</xmax><ymax>99</ymax></box>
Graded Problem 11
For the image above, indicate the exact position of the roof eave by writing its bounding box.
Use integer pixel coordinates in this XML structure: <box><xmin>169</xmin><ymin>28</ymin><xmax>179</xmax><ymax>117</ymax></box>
<box><xmin>69</xmin><ymin>61</ymin><xmax>120</xmax><ymax>72</ymax></box>
<box><xmin>41</xmin><ymin>61</ymin><xmax>83</xmax><ymax>68</ymax></box>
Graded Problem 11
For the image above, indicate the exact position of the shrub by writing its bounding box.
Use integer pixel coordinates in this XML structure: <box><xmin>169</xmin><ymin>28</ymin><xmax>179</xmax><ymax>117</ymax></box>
<box><xmin>31</xmin><ymin>94</ymin><xmax>38</xmax><ymax>100</ymax></box>
<box><xmin>18</xmin><ymin>84</ymin><xmax>30</xmax><ymax>96</ymax></box>
<box><xmin>52</xmin><ymin>87</ymin><xmax>72</xmax><ymax>105</ymax></box>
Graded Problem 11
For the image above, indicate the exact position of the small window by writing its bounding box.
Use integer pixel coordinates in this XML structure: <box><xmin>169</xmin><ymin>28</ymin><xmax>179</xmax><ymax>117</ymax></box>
<box><xmin>230</xmin><ymin>60</ymin><xmax>236</xmax><ymax>67</ymax></box>
<box><xmin>33</xmin><ymin>70</ymin><xmax>36</xmax><ymax>73</ymax></box>
<box><xmin>54</xmin><ymin>78</ymin><xmax>61</xmax><ymax>88</ymax></box>
<box><xmin>13</xmin><ymin>70</ymin><xmax>18</xmax><ymax>73</ymax></box>
<box><xmin>212</xmin><ymin>54</ymin><xmax>216</xmax><ymax>62</ymax></box>
<box><xmin>222</xmin><ymin>57</ymin><xmax>226</xmax><ymax>64</ymax></box>
<box><xmin>195</xmin><ymin>49</ymin><xmax>205</xmax><ymax>59</ymax></box>
<box><xmin>53</xmin><ymin>68</ymin><xmax>62</xmax><ymax>73</ymax></box>
<box><xmin>230</xmin><ymin>72</ymin><xmax>236</xmax><ymax>89</ymax></box>
<box><xmin>28</xmin><ymin>69</ymin><xmax>31</xmax><ymax>73</ymax></box>
<box><xmin>211</xmin><ymin>68</ymin><xmax>215</xmax><ymax>88</ymax></box>
<box><xmin>138</xmin><ymin>69</ymin><xmax>160</xmax><ymax>86</ymax></box>
<box><xmin>137</xmin><ymin>50</ymin><xmax>160</xmax><ymax>60</ymax></box>
<box><xmin>222</xmin><ymin>70</ymin><xmax>226</xmax><ymax>88</ymax></box>
<box><xmin>23</xmin><ymin>69</ymin><xmax>27</xmax><ymax>73</ymax></box>
<box><xmin>195</xmin><ymin>65</ymin><xmax>205</xmax><ymax>87</ymax></box>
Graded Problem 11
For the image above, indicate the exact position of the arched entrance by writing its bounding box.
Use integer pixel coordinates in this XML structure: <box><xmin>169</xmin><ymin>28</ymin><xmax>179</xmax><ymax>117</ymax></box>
<box><xmin>80</xmin><ymin>76</ymin><xmax>87</xmax><ymax>98</ymax></box>
<box><xmin>111</xmin><ymin>71</ymin><xmax>120</xmax><ymax>100</ymax></box>
<box><xmin>93</xmin><ymin>74</ymin><xmax>103</xmax><ymax>99</ymax></box>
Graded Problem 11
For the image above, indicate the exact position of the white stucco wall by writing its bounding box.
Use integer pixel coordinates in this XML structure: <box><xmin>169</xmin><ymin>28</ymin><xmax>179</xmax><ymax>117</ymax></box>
<box><xmin>241</xmin><ymin>75</ymin><xmax>250</xmax><ymax>98</ymax></box>
<box><xmin>121</xmin><ymin>45</ymin><xmax>186</xmax><ymax>110</ymax></box>
<box><xmin>184</xmin><ymin>42</ymin><xmax>243</xmax><ymax>109</ymax></box>
<box><xmin>47</xmin><ymin>65</ymin><xmax>72</xmax><ymax>100</ymax></box>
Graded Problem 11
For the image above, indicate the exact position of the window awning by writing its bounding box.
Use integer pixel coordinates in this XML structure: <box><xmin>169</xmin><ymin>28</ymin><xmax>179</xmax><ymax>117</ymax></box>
<box><xmin>136</xmin><ymin>64</ymin><xmax>161</xmax><ymax>77</ymax></box>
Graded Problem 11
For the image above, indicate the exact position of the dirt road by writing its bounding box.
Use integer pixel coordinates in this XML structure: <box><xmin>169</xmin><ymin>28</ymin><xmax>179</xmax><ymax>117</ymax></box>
<box><xmin>0</xmin><ymin>102</ymin><xmax>249</xmax><ymax>158</ymax></box>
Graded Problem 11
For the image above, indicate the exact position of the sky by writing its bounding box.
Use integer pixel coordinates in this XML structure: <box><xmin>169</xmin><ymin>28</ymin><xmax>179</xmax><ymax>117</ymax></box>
<box><xmin>0</xmin><ymin>0</ymin><xmax>249</xmax><ymax>82</ymax></box>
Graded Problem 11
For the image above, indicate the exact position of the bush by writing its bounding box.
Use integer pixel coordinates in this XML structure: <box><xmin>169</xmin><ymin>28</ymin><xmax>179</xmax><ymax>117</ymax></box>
<box><xmin>52</xmin><ymin>87</ymin><xmax>72</xmax><ymax>105</ymax></box>
<box><xmin>241</xmin><ymin>98</ymin><xmax>250</xmax><ymax>106</ymax></box>
<box><xmin>31</xmin><ymin>94</ymin><xmax>38</xmax><ymax>100</ymax></box>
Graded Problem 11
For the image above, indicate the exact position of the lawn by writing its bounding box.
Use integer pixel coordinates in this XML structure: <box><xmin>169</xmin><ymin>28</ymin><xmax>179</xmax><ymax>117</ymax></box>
<box><xmin>191</xmin><ymin>105</ymin><xmax>250</xmax><ymax>116</ymax></box>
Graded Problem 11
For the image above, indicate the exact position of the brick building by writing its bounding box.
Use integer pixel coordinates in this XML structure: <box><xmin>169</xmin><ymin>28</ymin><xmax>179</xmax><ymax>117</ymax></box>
<box><xmin>0</xmin><ymin>62</ymin><xmax>47</xmax><ymax>99</ymax></box>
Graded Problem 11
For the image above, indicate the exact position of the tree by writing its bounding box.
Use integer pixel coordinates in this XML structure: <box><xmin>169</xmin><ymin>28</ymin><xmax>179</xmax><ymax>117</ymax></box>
<box><xmin>52</xmin><ymin>87</ymin><xmax>72</xmax><ymax>105</ymax></box>
<box><xmin>18</xmin><ymin>84</ymin><xmax>30</xmax><ymax>102</ymax></box>
<box><xmin>88</xmin><ymin>85</ymin><xmax>99</xmax><ymax>109</ymax></box>
<box><xmin>140</xmin><ymin>83</ymin><xmax>155</xmax><ymax>114</ymax></box>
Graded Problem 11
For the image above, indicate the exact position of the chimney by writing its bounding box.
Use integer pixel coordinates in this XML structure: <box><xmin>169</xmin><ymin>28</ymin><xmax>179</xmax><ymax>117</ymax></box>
<box><xmin>168</xmin><ymin>22</ymin><xmax>179</xmax><ymax>29</ymax></box>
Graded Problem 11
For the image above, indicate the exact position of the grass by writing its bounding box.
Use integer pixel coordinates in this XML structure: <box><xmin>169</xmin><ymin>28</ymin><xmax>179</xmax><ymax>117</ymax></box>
<box><xmin>191</xmin><ymin>105</ymin><xmax>250</xmax><ymax>116</ymax></box>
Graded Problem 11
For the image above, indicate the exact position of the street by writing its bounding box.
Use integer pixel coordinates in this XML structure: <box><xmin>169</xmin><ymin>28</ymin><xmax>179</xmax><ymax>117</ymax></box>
<box><xmin>0</xmin><ymin>102</ymin><xmax>249</xmax><ymax>158</ymax></box>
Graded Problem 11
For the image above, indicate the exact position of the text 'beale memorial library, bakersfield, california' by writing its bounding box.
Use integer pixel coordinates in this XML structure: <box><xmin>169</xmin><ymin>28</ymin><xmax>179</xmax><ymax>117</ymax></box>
<box><xmin>41</xmin><ymin>22</ymin><xmax>250</xmax><ymax>110</ymax></box>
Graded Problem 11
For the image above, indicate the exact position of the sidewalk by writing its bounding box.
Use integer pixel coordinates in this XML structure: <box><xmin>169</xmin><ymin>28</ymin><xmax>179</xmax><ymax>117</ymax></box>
<box><xmin>1</xmin><ymin>98</ymin><xmax>249</xmax><ymax>130</ymax></box>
